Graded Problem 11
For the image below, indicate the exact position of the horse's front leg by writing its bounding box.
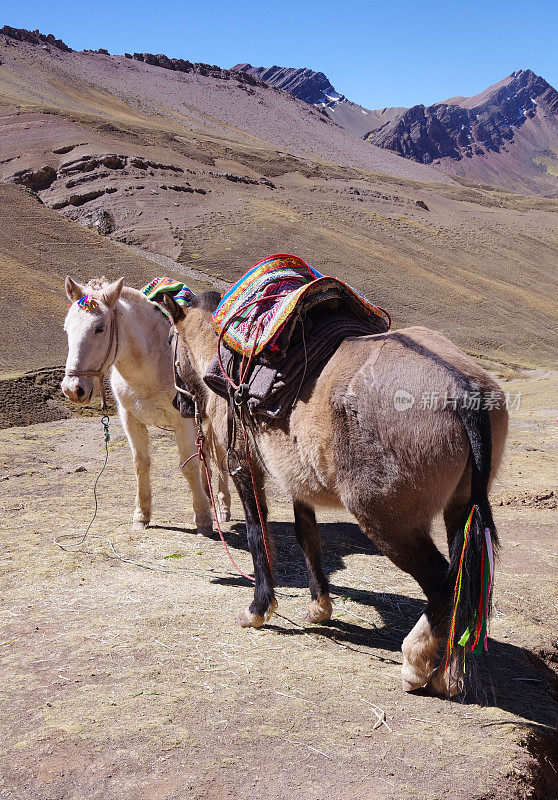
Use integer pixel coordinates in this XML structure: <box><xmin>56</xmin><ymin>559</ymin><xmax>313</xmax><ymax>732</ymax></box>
<box><xmin>293</xmin><ymin>500</ymin><xmax>332</xmax><ymax>623</ymax></box>
<box><xmin>120</xmin><ymin>407</ymin><xmax>152</xmax><ymax>530</ymax></box>
<box><xmin>232</xmin><ymin>464</ymin><xmax>276</xmax><ymax>628</ymax></box>
<box><xmin>213</xmin><ymin>436</ymin><xmax>231</xmax><ymax>523</ymax></box>
<box><xmin>174</xmin><ymin>420</ymin><xmax>213</xmax><ymax>537</ymax></box>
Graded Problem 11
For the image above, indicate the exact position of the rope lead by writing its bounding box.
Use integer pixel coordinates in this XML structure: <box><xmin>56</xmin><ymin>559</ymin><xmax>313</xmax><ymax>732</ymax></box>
<box><xmin>55</xmin><ymin>414</ymin><xmax>110</xmax><ymax>550</ymax></box>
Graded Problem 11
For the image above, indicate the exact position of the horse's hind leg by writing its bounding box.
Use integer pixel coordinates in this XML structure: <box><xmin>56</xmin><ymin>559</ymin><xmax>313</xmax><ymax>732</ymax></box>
<box><xmin>293</xmin><ymin>500</ymin><xmax>332</xmax><ymax>623</ymax></box>
<box><xmin>423</xmin><ymin>466</ymin><xmax>475</xmax><ymax>695</ymax></box>
<box><xmin>359</xmin><ymin>518</ymin><xmax>450</xmax><ymax>692</ymax></box>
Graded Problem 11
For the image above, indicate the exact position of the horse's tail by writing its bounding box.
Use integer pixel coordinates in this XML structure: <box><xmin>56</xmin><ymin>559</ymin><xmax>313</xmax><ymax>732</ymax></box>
<box><xmin>444</xmin><ymin>405</ymin><xmax>499</xmax><ymax>689</ymax></box>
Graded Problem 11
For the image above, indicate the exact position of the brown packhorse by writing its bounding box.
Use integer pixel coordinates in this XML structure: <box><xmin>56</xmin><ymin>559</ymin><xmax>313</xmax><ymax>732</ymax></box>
<box><xmin>164</xmin><ymin>291</ymin><xmax>508</xmax><ymax>696</ymax></box>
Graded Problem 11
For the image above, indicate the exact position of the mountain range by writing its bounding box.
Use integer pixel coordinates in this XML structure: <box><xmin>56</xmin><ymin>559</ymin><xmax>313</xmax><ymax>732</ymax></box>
<box><xmin>236</xmin><ymin>64</ymin><xmax>558</xmax><ymax>196</ymax></box>
<box><xmin>0</xmin><ymin>26</ymin><xmax>556</xmax><ymax>375</ymax></box>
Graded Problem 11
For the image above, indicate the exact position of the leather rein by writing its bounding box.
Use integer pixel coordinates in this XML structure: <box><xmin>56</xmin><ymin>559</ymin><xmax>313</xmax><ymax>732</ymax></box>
<box><xmin>65</xmin><ymin>309</ymin><xmax>119</xmax><ymax>414</ymax></box>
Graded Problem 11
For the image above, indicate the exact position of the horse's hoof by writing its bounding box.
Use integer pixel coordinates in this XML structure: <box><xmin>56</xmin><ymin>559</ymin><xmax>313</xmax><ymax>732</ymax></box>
<box><xmin>401</xmin><ymin>663</ymin><xmax>429</xmax><ymax>693</ymax></box>
<box><xmin>236</xmin><ymin>608</ymin><xmax>265</xmax><ymax>628</ymax></box>
<box><xmin>305</xmin><ymin>596</ymin><xmax>332</xmax><ymax>624</ymax></box>
<box><xmin>427</xmin><ymin>666</ymin><xmax>463</xmax><ymax>697</ymax></box>
<box><xmin>401</xmin><ymin>677</ymin><xmax>426</xmax><ymax>693</ymax></box>
<box><xmin>217</xmin><ymin>508</ymin><xmax>231</xmax><ymax>524</ymax></box>
<box><xmin>196</xmin><ymin>524</ymin><xmax>214</xmax><ymax>538</ymax></box>
<box><xmin>132</xmin><ymin>520</ymin><xmax>148</xmax><ymax>531</ymax></box>
<box><xmin>236</xmin><ymin>598</ymin><xmax>277</xmax><ymax>629</ymax></box>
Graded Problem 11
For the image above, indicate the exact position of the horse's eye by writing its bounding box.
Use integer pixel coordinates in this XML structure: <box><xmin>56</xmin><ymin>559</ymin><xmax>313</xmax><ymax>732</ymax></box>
<box><xmin>95</xmin><ymin>325</ymin><xmax>105</xmax><ymax>334</ymax></box>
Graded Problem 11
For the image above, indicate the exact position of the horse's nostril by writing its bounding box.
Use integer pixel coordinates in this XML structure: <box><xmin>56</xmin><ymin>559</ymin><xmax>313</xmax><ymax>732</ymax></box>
<box><xmin>75</xmin><ymin>385</ymin><xmax>85</xmax><ymax>399</ymax></box>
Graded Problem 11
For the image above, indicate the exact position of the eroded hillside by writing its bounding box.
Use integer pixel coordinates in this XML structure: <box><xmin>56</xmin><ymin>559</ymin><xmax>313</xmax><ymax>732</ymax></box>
<box><xmin>0</xmin><ymin>35</ymin><xmax>557</xmax><ymax>374</ymax></box>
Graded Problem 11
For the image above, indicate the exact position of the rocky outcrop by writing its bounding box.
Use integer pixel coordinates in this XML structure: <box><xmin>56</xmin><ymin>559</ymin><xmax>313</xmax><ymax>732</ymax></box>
<box><xmin>9</xmin><ymin>154</ymin><xmax>192</xmax><ymax>202</ymax></box>
<box><xmin>131</xmin><ymin>53</ymin><xmax>260</xmax><ymax>85</ymax></box>
<box><xmin>234</xmin><ymin>64</ymin><xmax>339</xmax><ymax>105</ymax></box>
<box><xmin>52</xmin><ymin>144</ymin><xmax>80</xmax><ymax>154</ymax></box>
<box><xmin>7</xmin><ymin>151</ymin><xmax>215</xmax><ymax>223</ymax></box>
<box><xmin>65</xmin><ymin>171</ymin><xmax>110</xmax><ymax>189</ymax></box>
<box><xmin>84</xmin><ymin>209</ymin><xmax>115</xmax><ymax>235</ymax></box>
<box><xmin>1</xmin><ymin>26</ymin><xmax>71</xmax><ymax>51</ymax></box>
<box><xmin>59</xmin><ymin>154</ymin><xmax>127</xmax><ymax>175</ymax></box>
<box><xmin>211</xmin><ymin>172</ymin><xmax>276</xmax><ymax>188</ymax></box>
<box><xmin>366</xmin><ymin>70</ymin><xmax>558</xmax><ymax>164</ymax></box>
<box><xmin>11</xmin><ymin>166</ymin><xmax>57</xmax><ymax>191</ymax></box>
<box><xmin>129</xmin><ymin>157</ymin><xmax>183</xmax><ymax>172</ymax></box>
<box><xmin>159</xmin><ymin>184</ymin><xmax>207</xmax><ymax>194</ymax></box>
<box><xmin>68</xmin><ymin>189</ymin><xmax>105</xmax><ymax>206</ymax></box>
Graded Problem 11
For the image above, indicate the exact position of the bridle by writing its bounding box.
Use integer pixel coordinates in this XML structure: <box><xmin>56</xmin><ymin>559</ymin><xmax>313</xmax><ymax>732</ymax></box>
<box><xmin>65</xmin><ymin>308</ymin><xmax>119</xmax><ymax>414</ymax></box>
<box><xmin>171</xmin><ymin>329</ymin><xmax>203</xmax><ymax>428</ymax></box>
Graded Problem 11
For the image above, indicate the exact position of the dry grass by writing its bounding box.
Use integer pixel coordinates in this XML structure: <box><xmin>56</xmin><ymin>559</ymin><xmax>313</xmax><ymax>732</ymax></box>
<box><xmin>0</xmin><ymin>374</ymin><xmax>556</xmax><ymax>799</ymax></box>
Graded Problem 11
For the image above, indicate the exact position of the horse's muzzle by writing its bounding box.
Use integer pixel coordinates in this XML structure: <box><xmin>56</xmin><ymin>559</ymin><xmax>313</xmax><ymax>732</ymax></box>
<box><xmin>61</xmin><ymin>375</ymin><xmax>94</xmax><ymax>404</ymax></box>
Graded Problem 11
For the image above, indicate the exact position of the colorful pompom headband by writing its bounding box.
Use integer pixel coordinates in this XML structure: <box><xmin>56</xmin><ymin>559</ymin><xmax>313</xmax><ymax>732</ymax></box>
<box><xmin>76</xmin><ymin>294</ymin><xmax>99</xmax><ymax>312</ymax></box>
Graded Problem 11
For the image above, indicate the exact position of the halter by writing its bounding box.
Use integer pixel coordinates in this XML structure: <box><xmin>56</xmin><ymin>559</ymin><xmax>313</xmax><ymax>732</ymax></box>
<box><xmin>171</xmin><ymin>331</ymin><xmax>203</xmax><ymax>427</ymax></box>
<box><xmin>65</xmin><ymin>305</ymin><xmax>119</xmax><ymax>413</ymax></box>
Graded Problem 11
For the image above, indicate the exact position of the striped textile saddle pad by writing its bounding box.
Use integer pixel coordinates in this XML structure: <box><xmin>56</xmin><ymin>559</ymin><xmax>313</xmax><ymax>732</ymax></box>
<box><xmin>212</xmin><ymin>254</ymin><xmax>390</xmax><ymax>358</ymax></box>
<box><xmin>140</xmin><ymin>276</ymin><xmax>195</xmax><ymax>320</ymax></box>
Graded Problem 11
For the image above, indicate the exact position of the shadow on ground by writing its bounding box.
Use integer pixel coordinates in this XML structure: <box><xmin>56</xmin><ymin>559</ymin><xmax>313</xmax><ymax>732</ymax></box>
<box><xmin>162</xmin><ymin>516</ymin><xmax>558</xmax><ymax>734</ymax></box>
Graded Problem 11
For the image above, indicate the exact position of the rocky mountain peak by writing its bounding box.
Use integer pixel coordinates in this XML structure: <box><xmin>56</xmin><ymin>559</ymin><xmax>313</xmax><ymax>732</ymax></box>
<box><xmin>367</xmin><ymin>69</ymin><xmax>557</xmax><ymax>165</ymax></box>
<box><xmin>234</xmin><ymin>64</ymin><xmax>344</xmax><ymax>107</ymax></box>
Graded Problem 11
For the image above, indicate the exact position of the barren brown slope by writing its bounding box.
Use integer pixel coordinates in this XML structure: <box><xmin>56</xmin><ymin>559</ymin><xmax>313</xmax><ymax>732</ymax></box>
<box><xmin>176</xmin><ymin>177</ymin><xmax>558</xmax><ymax>370</ymax></box>
<box><xmin>0</xmin><ymin>39</ymin><xmax>451</xmax><ymax>183</ymax></box>
<box><xmin>0</xmin><ymin>39</ymin><xmax>557</xmax><ymax>372</ymax></box>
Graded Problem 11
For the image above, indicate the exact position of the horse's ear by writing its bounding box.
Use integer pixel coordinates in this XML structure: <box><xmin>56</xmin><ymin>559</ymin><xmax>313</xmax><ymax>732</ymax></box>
<box><xmin>162</xmin><ymin>293</ymin><xmax>185</xmax><ymax>324</ymax></box>
<box><xmin>65</xmin><ymin>276</ymin><xmax>85</xmax><ymax>302</ymax></box>
<box><xmin>101</xmin><ymin>277</ymin><xmax>124</xmax><ymax>309</ymax></box>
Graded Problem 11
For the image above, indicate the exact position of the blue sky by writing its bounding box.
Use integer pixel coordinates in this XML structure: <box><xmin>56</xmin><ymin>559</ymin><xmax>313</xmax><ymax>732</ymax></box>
<box><xmin>1</xmin><ymin>0</ymin><xmax>556</xmax><ymax>108</ymax></box>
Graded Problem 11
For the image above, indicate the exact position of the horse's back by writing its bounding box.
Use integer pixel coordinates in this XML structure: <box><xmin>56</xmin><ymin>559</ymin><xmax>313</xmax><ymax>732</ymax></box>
<box><xmin>286</xmin><ymin>325</ymin><xmax>507</xmax><ymax>514</ymax></box>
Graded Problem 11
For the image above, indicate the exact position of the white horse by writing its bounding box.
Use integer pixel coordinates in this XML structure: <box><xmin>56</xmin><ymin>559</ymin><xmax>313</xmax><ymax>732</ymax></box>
<box><xmin>61</xmin><ymin>275</ymin><xmax>231</xmax><ymax>534</ymax></box>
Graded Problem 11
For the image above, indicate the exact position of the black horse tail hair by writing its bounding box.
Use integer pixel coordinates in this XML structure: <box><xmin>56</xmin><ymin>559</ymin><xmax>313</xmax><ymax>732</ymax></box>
<box><xmin>444</xmin><ymin>404</ymin><xmax>499</xmax><ymax>692</ymax></box>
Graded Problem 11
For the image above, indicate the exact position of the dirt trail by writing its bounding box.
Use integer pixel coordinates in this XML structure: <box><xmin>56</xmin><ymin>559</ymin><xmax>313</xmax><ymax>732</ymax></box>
<box><xmin>1</xmin><ymin>375</ymin><xmax>556</xmax><ymax>800</ymax></box>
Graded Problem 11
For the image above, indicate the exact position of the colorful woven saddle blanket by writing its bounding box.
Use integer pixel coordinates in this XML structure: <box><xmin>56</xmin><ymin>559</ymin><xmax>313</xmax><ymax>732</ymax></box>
<box><xmin>212</xmin><ymin>254</ymin><xmax>390</xmax><ymax>359</ymax></box>
<box><xmin>140</xmin><ymin>276</ymin><xmax>195</xmax><ymax>320</ymax></box>
<box><xmin>202</xmin><ymin>255</ymin><xmax>391</xmax><ymax>424</ymax></box>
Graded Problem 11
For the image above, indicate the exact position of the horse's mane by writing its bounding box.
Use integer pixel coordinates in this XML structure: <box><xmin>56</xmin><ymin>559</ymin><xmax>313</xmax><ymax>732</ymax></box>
<box><xmin>85</xmin><ymin>276</ymin><xmax>110</xmax><ymax>291</ymax></box>
<box><xmin>191</xmin><ymin>291</ymin><xmax>222</xmax><ymax>313</ymax></box>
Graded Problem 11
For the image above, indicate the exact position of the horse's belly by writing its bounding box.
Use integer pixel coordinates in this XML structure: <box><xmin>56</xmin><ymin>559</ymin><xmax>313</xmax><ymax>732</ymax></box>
<box><xmin>259</xmin><ymin>429</ymin><xmax>342</xmax><ymax>509</ymax></box>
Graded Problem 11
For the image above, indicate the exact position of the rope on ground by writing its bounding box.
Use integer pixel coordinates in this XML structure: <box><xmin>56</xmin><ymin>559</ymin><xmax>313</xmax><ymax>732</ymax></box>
<box><xmin>53</xmin><ymin>414</ymin><xmax>261</xmax><ymax>582</ymax></box>
<box><xmin>54</xmin><ymin>414</ymin><xmax>111</xmax><ymax>550</ymax></box>
<box><xmin>52</xmin><ymin>415</ymin><xmax>402</xmax><ymax>663</ymax></box>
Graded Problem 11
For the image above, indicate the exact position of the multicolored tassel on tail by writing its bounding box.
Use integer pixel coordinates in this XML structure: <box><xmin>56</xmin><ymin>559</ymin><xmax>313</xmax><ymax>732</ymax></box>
<box><xmin>445</xmin><ymin>506</ymin><xmax>495</xmax><ymax>670</ymax></box>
